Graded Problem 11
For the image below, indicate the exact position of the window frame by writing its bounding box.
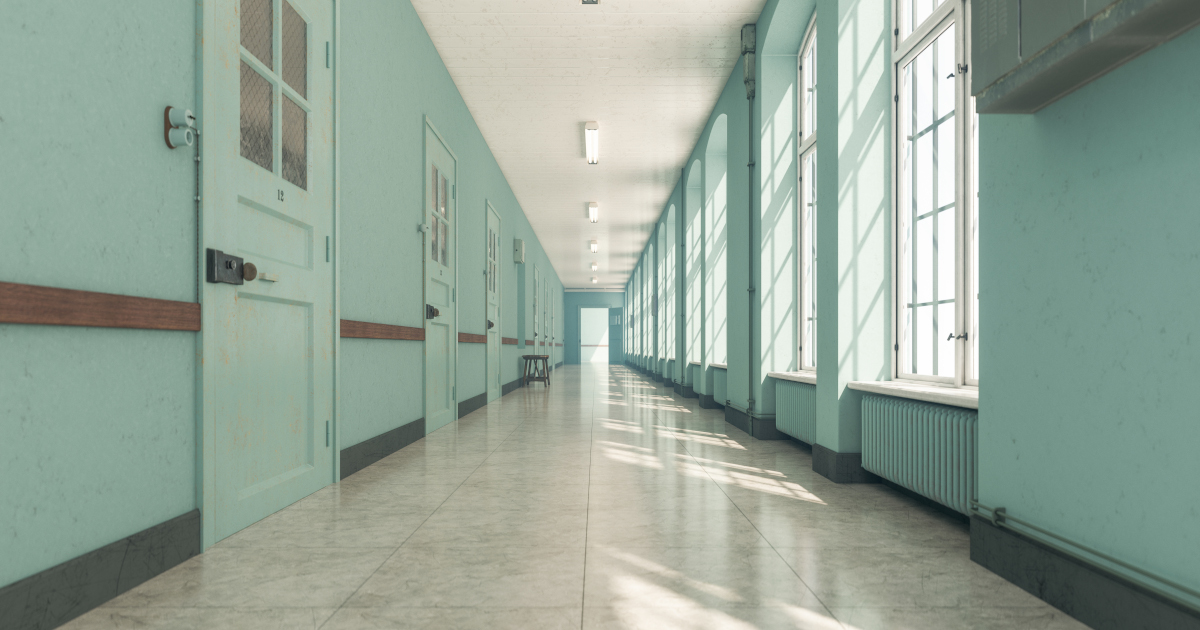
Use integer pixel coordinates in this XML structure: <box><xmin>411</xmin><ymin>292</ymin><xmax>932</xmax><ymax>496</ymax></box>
<box><xmin>891</xmin><ymin>0</ymin><xmax>978</xmax><ymax>388</ymax></box>
<box><xmin>796</xmin><ymin>14</ymin><xmax>818</xmax><ymax>373</ymax></box>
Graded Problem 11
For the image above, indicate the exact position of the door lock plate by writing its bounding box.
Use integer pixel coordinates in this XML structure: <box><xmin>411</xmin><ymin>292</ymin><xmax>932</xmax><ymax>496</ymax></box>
<box><xmin>206</xmin><ymin>248</ymin><xmax>244</xmax><ymax>285</ymax></box>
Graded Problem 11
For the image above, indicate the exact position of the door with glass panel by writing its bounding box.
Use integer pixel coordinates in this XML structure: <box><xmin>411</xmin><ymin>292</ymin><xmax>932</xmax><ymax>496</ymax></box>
<box><xmin>532</xmin><ymin>266</ymin><xmax>540</xmax><ymax>350</ymax></box>
<box><xmin>200</xmin><ymin>0</ymin><xmax>335</xmax><ymax>544</ymax></box>
<box><xmin>486</xmin><ymin>204</ymin><xmax>501</xmax><ymax>401</ymax></box>
<box><xmin>425</xmin><ymin>123</ymin><xmax>457</xmax><ymax>432</ymax></box>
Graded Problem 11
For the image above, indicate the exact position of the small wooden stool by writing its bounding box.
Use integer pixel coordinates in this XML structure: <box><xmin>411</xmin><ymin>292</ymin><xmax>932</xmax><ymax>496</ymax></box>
<box><xmin>522</xmin><ymin>354</ymin><xmax>550</xmax><ymax>387</ymax></box>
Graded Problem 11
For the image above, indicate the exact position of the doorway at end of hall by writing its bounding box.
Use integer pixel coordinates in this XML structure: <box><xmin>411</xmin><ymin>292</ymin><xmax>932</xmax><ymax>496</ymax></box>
<box><xmin>580</xmin><ymin>307</ymin><xmax>611</xmax><ymax>364</ymax></box>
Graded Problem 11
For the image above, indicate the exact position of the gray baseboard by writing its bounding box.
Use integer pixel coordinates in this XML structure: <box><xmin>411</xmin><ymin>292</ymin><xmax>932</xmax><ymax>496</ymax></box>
<box><xmin>457</xmin><ymin>392</ymin><xmax>487</xmax><ymax>419</ymax></box>
<box><xmin>502</xmin><ymin>378</ymin><xmax>523</xmax><ymax>396</ymax></box>
<box><xmin>0</xmin><ymin>509</ymin><xmax>200</xmax><ymax>630</ymax></box>
<box><xmin>812</xmin><ymin>443</ymin><xmax>880</xmax><ymax>483</ymax></box>
<box><xmin>673</xmin><ymin>382</ymin><xmax>684</xmax><ymax>396</ymax></box>
<box><xmin>340</xmin><ymin>418</ymin><xmax>425</xmax><ymax>479</ymax></box>
<box><xmin>970</xmin><ymin>516</ymin><xmax>1200</xmax><ymax>630</ymax></box>
<box><xmin>699</xmin><ymin>393</ymin><xmax>722</xmax><ymax>409</ymax></box>
<box><xmin>681</xmin><ymin>385</ymin><xmax>698</xmax><ymax>399</ymax></box>
<box><xmin>724</xmin><ymin>406</ymin><xmax>787</xmax><ymax>440</ymax></box>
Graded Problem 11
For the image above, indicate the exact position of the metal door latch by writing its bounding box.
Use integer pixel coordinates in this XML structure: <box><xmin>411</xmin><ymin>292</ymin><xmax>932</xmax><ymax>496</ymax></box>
<box><xmin>487</xmin><ymin>320</ymin><xmax>495</xmax><ymax>329</ymax></box>
<box><xmin>426</xmin><ymin>304</ymin><xmax>440</xmax><ymax>320</ymax></box>
<box><xmin>206</xmin><ymin>249</ymin><xmax>244</xmax><ymax>285</ymax></box>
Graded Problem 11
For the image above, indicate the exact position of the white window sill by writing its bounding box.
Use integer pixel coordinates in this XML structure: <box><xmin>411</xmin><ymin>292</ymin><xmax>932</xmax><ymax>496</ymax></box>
<box><xmin>767</xmin><ymin>371</ymin><xmax>816</xmax><ymax>385</ymax></box>
<box><xmin>710</xmin><ymin>363</ymin><xmax>727</xmax><ymax>370</ymax></box>
<box><xmin>847</xmin><ymin>380</ymin><xmax>978</xmax><ymax>410</ymax></box>
<box><xmin>689</xmin><ymin>361</ymin><xmax>701</xmax><ymax>366</ymax></box>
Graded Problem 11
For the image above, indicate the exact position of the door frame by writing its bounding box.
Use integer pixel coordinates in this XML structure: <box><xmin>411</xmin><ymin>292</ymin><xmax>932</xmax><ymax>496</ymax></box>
<box><xmin>485</xmin><ymin>200</ymin><xmax>501</xmax><ymax>401</ymax></box>
<box><xmin>196</xmin><ymin>0</ymin><xmax>342</xmax><ymax>550</ymax></box>
<box><xmin>423</xmin><ymin>115</ymin><xmax>459</xmax><ymax>427</ymax></box>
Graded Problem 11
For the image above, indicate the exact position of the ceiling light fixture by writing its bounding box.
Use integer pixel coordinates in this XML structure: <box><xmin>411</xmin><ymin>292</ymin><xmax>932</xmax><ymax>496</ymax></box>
<box><xmin>591</xmin><ymin>262</ymin><xmax>598</xmax><ymax>271</ymax></box>
<box><xmin>589</xmin><ymin>240</ymin><xmax>598</xmax><ymax>253</ymax></box>
<box><xmin>588</xmin><ymin>202</ymin><xmax>599</xmax><ymax>223</ymax></box>
<box><xmin>584</xmin><ymin>122</ymin><xmax>599</xmax><ymax>164</ymax></box>
<box><xmin>591</xmin><ymin>277</ymin><xmax>599</xmax><ymax>283</ymax></box>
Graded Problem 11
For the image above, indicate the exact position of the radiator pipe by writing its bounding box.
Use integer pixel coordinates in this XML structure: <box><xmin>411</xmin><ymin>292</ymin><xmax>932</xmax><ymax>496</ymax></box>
<box><xmin>742</xmin><ymin>24</ymin><xmax>757</xmax><ymax>415</ymax></box>
<box><xmin>971</xmin><ymin>501</ymin><xmax>1200</xmax><ymax>612</ymax></box>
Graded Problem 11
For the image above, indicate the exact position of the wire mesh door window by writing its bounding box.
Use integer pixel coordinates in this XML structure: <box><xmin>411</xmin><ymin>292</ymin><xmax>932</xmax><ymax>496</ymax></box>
<box><xmin>429</xmin><ymin>166</ymin><xmax>451</xmax><ymax>268</ymax></box>
<box><xmin>240</xmin><ymin>0</ymin><xmax>310</xmax><ymax>190</ymax></box>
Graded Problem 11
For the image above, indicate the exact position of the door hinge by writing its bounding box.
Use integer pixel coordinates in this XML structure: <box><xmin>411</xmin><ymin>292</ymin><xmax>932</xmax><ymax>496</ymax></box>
<box><xmin>452</xmin><ymin>385</ymin><xmax>456</xmax><ymax>400</ymax></box>
<box><xmin>325</xmin><ymin>421</ymin><xmax>329</xmax><ymax>447</ymax></box>
<box><xmin>452</xmin><ymin>184</ymin><xmax>456</xmax><ymax>200</ymax></box>
<box><xmin>452</xmin><ymin>288</ymin><xmax>456</xmax><ymax>302</ymax></box>
<box><xmin>894</xmin><ymin>343</ymin><xmax>899</xmax><ymax>351</ymax></box>
<box><xmin>325</xmin><ymin>42</ymin><xmax>330</xmax><ymax>68</ymax></box>
<box><xmin>325</xmin><ymin>236</ymin><xmax>330</xmax><ymax>262</ymax></box>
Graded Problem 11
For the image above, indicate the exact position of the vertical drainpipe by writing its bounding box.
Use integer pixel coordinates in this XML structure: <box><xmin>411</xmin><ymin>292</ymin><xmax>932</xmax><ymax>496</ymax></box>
<box><xmin>742</xmin><ymin>24</ymin><xmax>757</xmax><ymax>415</ymax></box>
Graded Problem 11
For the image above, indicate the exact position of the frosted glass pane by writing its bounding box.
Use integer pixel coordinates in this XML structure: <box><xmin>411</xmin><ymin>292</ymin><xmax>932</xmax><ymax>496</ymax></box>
<box><xmin>282</xmin><ymin>96</ymin><xmax>307</xmax><ymax>190</ymax></box>
<box><xmin>937</xmin><ymin>208</ymin><xmax>956</xmax><ymax>303</ymax></box>
<box><xmin>937</xmin><ymin>25</ymin><xmax>956</xmax><ymax>119</ymax></box>
<box><xmin>916</xmin><ymin>132</ymin><xmax>933</xmax><ymax>215</ymax></box>
<box><xmin>914</xmin><ymin>47</ymin><xmax>933</xmax><ymax>133</ymax></box>
<box><xmin>938</xmin><ymin>301</ymin><xmax>956</xmax><ymax>377</ymax></box>
<box><xmin>916</xmin><ymin>215</ymin><xmax>933</xmax><ymax>304</ymax></box>
<box><xmin>282</xmin><ymin>1</ymin><xmax>307</xmax><ymax>99</ymax></box>
<box><xmin>430</xmin><ymin>213</ymin><xmax>439</xmax><ymax>263</ymax></box>
<box><xmin>439</xmin><ymin>222</ymin><xmax>448</xmax><ymax>268</ymax></box>
<box><xmin>937</xmin><ymin>116</ymin><xmax>955</xmax><ymax>208</ymax></box>
<box><xmin>439</xmin><ymin>175</ymin><xmax>448</xmax><ymax>218</ymax></box>
<box><xmin>239</xmin><ymin>62</ymin><xmax>273</xmax><ymax>172</ymax></box>
<box><xmin>915</xmin><ymin>305</ymin><xmax>934</xmax><ymax>374</ymax></box>
<box><xmin>241</xmin><ymin>0</ymin><xmax>272</xmax><ymax>68</ymax></box>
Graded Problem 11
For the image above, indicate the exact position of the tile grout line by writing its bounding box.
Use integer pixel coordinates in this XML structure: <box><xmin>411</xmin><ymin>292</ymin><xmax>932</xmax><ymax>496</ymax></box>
<box><xmin>317</xmin><ymin>387</ymin><xmax>539</xmax><ymax>629</ymax></box>
<box><xmin>579</xmin><ymin>365</ymin><xmax>599</xmax><ymax>629</ymax></box>
<box><xmin>669</xmin><ymin>399</ymin><xmax>843</xmax><ymax>625</ymax></box>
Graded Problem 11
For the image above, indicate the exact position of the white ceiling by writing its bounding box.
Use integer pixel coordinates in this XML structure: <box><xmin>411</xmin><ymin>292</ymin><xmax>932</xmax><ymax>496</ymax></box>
<box><xmin>410</xmin><ymin>0</ymin><xmax>766</xmax><ymax>289</ymax></box>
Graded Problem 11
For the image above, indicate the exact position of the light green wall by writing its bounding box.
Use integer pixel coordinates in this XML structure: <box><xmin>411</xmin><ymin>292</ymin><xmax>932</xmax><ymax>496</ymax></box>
<box><xmin>0</xmin><ymin>0</ymin><xmax>566</xmax><ymax>589</ymax></box>
<box><xmin>0</xmin><ymin>0</ymin><xmax>199</xmax><ymax>586</ymax></box>
<box><xmin>339</xmin><ymin>0</ymin><xmax>564</xmax><ymax>444</ymax></box>
<box><xmin>979</xmin><ymin>26</ymin><xmax>1200</xmax><ymax>592</ymax></box>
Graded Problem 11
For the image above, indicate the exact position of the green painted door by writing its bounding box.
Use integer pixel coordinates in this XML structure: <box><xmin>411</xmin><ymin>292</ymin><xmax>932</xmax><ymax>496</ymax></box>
<box><xmin>486</xmin><ymin>204</ymin><xmax>501</xmax><ymax>401</ymax></box>
<box><xmin>425</xmin><ymin>123</ymin><xmax>457</xmax><ymax>433</ymax></box>
<box><xmin>200</xmin><ymin>0</ymin><xmax>335</xmax><ymax>545</ymax></box>
<box><xmin>533</xmin><ymin>266</ymin><xmax>540</xmax><ymax>350</ymax></box>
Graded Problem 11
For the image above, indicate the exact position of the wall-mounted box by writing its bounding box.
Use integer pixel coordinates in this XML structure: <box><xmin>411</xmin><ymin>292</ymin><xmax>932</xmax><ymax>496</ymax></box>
<box><xmin>972</xmin><ymin>0</ymin><xmax>1200</xmax><ymax>113</ymax></box>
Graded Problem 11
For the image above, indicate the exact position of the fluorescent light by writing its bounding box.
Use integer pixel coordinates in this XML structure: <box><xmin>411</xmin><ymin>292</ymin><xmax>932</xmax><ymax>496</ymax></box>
<box><xmin>591</xmin><ymin>277</ymin><xmax>598</xmax><ymax>283</ymax></box>
<box><xmin>589</xmin><ymin>240</ymin><xmax>598</xmax><ymax>253</ymax></box>
<box><xmin>591</xmin><ymin>262</ymin><xmax>598</xmax><ymax>271</ymax></box>
<box><xmin>585</xmin><ymin>122</ymin><xmax>599</xmax><ymax>164</ymax></box>
<box><xmin>588</xmin><ymin>202</ymin><xmax>598</xmax><ymax>223</ymax></box>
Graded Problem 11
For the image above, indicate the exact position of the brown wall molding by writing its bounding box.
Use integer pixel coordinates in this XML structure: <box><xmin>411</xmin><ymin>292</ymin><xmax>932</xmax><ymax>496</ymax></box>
<box><xmin>0</xmin><ymin>281</ymin><xmax>200</xmax><ymax>331</ymax></box>
<box><xmin>502</xmin><ymin>337</ymin><xmax>518</xmax><ymax>345</ymax></box>
<box><xmin>525</xmin><ymin>339</ymin><xmax>534</xmax><ymax>346</ymax></box>
<box><xmin>458</xmin><ymin>332</ymin><xmax>487</xmax><ymax>344</ymax></box>
<box><xmin>340</xmin><ymin>319</ymin><xmax>423</xmax><ymax>341</ymax></box>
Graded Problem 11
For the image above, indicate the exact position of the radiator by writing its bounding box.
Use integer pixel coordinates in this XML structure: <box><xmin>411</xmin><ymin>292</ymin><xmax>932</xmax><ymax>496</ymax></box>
<box><xmin>862</xmin><ymin>394</ymin><xmax>977</xmax><ymax>515</ymax></box>
<box><xmin>775</xmin><ymin>380</ymin><xmax>817</xmax><ymax>444</ymax></box>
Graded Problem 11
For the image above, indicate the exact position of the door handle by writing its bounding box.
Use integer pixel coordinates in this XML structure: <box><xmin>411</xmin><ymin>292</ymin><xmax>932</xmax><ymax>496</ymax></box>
<box><xmin>426</xmin><ymin>304</ymin><xmax>440</xmax><ymax>320</ymax></box>
<box><xmin>487</xmin><ymin>320</ymin><xmax>495</xmax><ymax>329</ymax></box>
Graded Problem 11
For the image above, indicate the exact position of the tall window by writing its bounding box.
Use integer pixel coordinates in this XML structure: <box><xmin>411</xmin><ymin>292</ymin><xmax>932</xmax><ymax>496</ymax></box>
<box><xmin>797</xmin><ymin>17</ymin><xmax>818</xmax><ymax>371</ymax></box>
<box><xmin>895</xmin><ymin>0</ymin><xmax>977</xmax><ymax>386</ymax></box>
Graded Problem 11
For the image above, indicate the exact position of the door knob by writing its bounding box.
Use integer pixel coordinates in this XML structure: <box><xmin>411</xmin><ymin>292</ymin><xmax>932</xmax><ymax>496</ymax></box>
<box><xmin>487</xmin><ymin>320</ymin><xmax>495</xmax><ymax>329</ymax></box>
<box><xmin>426</xmin><ymin>304</ymin><xmax>440</xmax><ymax>320</ymax></box>
<box><xmin>243</xmin><ymin>262</ymin><xmax>258</xmax><ymax>281</ymax></box>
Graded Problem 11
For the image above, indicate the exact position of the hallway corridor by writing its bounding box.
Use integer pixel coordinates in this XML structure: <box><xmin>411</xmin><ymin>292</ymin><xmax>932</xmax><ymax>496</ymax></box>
<box><xmin>60</xmin><ymin>366</ymin><xmax>1081</xmax><ymax>630</ymax></box>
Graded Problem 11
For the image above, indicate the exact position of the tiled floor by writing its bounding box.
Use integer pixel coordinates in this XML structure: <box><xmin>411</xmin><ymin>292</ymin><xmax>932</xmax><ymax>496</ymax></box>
<box><xmin>63</xmin><ymin>365</ymin><xmax>1086</xmax><ymax>629</ymax></box>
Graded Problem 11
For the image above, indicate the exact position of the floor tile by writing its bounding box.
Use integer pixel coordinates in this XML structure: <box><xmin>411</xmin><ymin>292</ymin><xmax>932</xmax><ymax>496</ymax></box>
<box><xmin>343</xmin><ymin>546</ymin><xmax>586</xmax><ymax>609</ymax></box>
<box><xmin>60</xmin><ymin>607</ymin><xmax>338</xmax><ymax>630</ymax></box>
